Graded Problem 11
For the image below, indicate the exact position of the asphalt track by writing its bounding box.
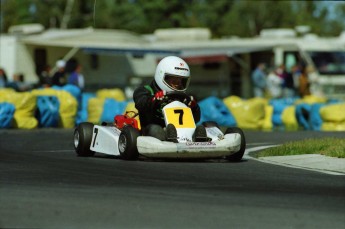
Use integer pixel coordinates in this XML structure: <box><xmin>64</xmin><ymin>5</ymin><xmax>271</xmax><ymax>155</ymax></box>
<box><xmin>0</xmin><ymin>129</ymin><xmax>344</xmax><ymax>229</ymax></box>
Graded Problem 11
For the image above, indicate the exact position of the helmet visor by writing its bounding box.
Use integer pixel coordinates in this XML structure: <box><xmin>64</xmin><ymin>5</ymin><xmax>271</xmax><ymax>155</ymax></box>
<box><xmin>164</xmin><ymin>74</ymin><xmax>190</xmax><ymax>91</ymax></box>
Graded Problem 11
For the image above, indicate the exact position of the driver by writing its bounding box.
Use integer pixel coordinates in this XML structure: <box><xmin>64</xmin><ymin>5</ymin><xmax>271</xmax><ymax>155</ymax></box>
<box><xmin>133</xmin><ymin>56</ymin><xmax>205</xmax><ymax>142</ymax></box>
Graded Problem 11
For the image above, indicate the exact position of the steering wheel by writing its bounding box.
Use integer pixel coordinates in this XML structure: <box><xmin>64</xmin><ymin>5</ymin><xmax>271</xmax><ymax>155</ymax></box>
<box><xmin>164</xmin><ymin>91</ymin><xmax>190</xmax><ymax>104</ymax></box>
<box><xmin>152</xmin><ymin>91</ymin><xmax>191</xmax><ymax>109</ymax></box>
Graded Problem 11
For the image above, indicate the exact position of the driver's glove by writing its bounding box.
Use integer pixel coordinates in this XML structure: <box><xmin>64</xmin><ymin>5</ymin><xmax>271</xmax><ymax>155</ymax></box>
<box><xmin>183</xmin><ymin>95</ymin><xmax>197</xmax><ymax>108</ymax></box>
<box><xmin>152</xmin><ymin>90</ymin><xmax>167</xmax><ymax>102</ymax></box>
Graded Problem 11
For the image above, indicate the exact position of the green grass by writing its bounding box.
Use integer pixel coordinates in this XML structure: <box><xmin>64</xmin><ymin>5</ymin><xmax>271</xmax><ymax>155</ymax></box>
<box><xmin>256</xmin><ymin>138</ymin><xmax>345</xmax><ymax>158</ymax></box>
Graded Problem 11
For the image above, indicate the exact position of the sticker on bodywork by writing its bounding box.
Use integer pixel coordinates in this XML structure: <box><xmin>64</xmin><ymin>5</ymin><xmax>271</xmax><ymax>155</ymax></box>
<box><xmin>164</xmin><ymin>107</ymin><xmax>196</xmax><ymax>128</ymax></box>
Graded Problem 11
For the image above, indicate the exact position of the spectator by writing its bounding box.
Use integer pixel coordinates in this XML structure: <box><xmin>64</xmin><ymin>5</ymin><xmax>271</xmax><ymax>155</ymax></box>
<box><xmin>298</xmin><ymin>66</ymin><xmax>311</xmax><ymax>97</ymax></box>
<box><xmin>76</xmin><ymin>64</ymin><xmax>85</xmax><ymax>90</ymax></box>
<box><xmin>0</xmin><ymin>68</ymin><xmax>8</xmax><ymax>88</ymax></box>
<box><xmin>38</xmin><ymin>64</ymin><xmax>52</xmax><ymax>88</ymax></box>
<box><xmin>275</xmin><ymin>64</ymin><xmax>284</xmax><ymax>78</ymax></box>
<box><xmin>308</xmin><ymin>65</ymin><xmax>323</xmax><ymax>97</ymax></box>
<box><xmin>266</xmin><ymin>68</ymin><xmax>283</xmax><ymax>99</ymax></box>
<box><xmin>291</xmin><ymin>64</ymin><xmax>302</xmax><ymax>90</ymax></box>
<box><xmin>251</xmin><ymin>63</ymin><xmax>267</xmax><ymax>97</ymax></box>
<box><xmin>276</xmin><ymin>64</ymin><xmax>295</xmax><ymax>98</ymax></box>
<box><xmin>283</xmin><ymin>68</ymin><xmax>295</xmax><ymax>98</ymax></box>
<box><xmin>66</xmin><ymin>59</ymin><xmax>85</xmax><ymax>90</ymax></box>
<box><xmin>7</xmin><ymin>73</ymin><xmax>31</xmax><ymax>92</ymax></box>
<box><xmin>52</xmin><ymin>60</ymin><xmax>67</xmax><ymax>86</ymax></box>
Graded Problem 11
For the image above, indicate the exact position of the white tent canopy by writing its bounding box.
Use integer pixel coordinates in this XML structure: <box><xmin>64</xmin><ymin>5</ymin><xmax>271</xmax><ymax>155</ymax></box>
<box><xmin>22</xmin><ymin>27</ymin><xmax>276</xmax><ymax>58</ymax></box>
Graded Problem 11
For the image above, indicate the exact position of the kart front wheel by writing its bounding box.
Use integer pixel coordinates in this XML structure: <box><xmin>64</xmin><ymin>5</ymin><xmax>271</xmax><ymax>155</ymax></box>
<box><xmin>74</xmin><ymin>122</ymin><xmax>95</xmax><ymax>157</ymax></box>
<box><xmin>118</xmin><ymin>125</ymin><xmax>140</xmax><ymax>160</ymax></box>
<box><xmin>225</xmin><ymin>127</ymin><xmax>246</xmax><ymax>162</ymax></box>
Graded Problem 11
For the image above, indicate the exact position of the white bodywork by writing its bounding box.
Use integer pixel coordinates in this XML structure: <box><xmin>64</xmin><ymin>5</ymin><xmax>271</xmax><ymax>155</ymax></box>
<box><xmin>137</xmin><ymin>133</ymin><xmax>241</xmax><ymax>158</ymax></box>
<box><xmin>90</xmin><ymin>125</ymin><xmax>121</xmax><ymax>156</ymax></box>
<box><xmin>90</xmin><ymin>125</ymin><xmax>241</xmax><ymax>159</ymax></box>
<box><xmin>163</xmin><ymin>101</ymin><xmax>196</xmax><ymax>142</ymax></box>
<box><xmin>89</xmin><ymin>101</ymin><xmax>242</xmax><ymax>159</ymax></box>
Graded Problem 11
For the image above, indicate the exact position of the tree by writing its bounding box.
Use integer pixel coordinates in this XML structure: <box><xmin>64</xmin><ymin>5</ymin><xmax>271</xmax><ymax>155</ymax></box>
<box><xmin>1</xmin><ymin>0</ymin><xmax>32</xmax><ymax>32</ymax></box>
<box><xmin>0</xmin><ymin>0</ymin><xmax>344</xmax><ymax>37</ymax></box>
<box><xmin>189</xmin><ymin>0</ymin><xmax>235</xmax><ymax>37</ymax></box>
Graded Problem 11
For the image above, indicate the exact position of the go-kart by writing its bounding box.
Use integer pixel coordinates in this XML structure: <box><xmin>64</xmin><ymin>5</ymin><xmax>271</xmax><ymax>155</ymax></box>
<box><xmin>73</xmin><ymin>92</ymin><xmax>246</xmax><ymax>161</ymax></box>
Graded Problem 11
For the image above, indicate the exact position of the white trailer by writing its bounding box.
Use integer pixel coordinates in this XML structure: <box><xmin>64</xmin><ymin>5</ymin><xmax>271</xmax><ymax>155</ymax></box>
<box><xmin>0</xmin><ymin>35</ymin><xmax>37</xmax><ymax>83</ymax></box>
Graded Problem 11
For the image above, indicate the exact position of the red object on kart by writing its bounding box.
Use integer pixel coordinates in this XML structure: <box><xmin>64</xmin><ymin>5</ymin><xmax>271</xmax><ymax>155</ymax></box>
<box><xmin>114</xmin><ymin>111</ymin><xmax>139</xmax><ymax>129</ymax></box>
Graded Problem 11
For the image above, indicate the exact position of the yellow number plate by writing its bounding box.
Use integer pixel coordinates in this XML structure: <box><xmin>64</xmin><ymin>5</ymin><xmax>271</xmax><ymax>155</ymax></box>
<box><xmin>164</xmin><ymin>107</ymin><xmax>196</xmax><ymax>128</ymax></box>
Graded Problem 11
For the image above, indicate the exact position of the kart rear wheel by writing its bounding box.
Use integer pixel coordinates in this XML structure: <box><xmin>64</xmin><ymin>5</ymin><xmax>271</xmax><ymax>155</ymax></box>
<box><xmin>118</xmin><ymin>125</ymin><xmax>140</xmax><ymax>160</ymax></box>
<box><xmin>225</xmin><ymin>127</ymin><xmax>246</xmax><ymax>162</ymax></box>
<box><xmin>74</xmin><ymin>122</ymin><xmax>95</xmax><ymax>157</ymax></box>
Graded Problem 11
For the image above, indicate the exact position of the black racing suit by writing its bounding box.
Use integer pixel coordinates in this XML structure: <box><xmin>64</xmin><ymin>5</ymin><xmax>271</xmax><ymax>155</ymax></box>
<box><xmin>133</xmin><ymin>80</ymin><xmax>201</xmax><ymax>130</ymax></box>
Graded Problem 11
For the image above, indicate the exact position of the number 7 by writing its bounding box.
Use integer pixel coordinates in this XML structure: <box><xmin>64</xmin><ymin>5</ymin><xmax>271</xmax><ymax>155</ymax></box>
<box><xmin>92</xmin><ymin>128</ymin><xmax>98</xmax><ymax>147</ymax></box>
<box><xmin>174</xmin><ymin>109</ymin><xmax>184</xmax><ymax>125</ymax></box>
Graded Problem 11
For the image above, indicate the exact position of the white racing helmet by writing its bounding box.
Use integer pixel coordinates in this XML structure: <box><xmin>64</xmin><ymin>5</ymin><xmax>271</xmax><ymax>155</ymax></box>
<box><xmin>154</xmin><ymin>56</ymin><xmax>190</xmax><ymax>92</ymax></box>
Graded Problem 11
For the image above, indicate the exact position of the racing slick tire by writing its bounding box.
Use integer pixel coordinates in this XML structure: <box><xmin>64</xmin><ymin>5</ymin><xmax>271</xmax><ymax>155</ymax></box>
<box><xmin>224</xmin><ymin>127</ymin><xmax>246</xmax><ymax>162</ymax></box>
<box><xmin>74</xmin><ymin>122</ymin><xmax>95</xmax><ymax>157</ymax></box>
<box><xmin>118</xmin><ymin>125</ymin><xmax>140</xmax><ymax>160</ymax></box>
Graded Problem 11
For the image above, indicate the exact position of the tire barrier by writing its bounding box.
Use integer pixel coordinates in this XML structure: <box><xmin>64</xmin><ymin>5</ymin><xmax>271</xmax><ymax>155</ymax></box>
<box><xmin>0</xmin><ymin>102</ymin><xmax>15</xmax><ymax>128</ymax></box>
<box><xmin>32</xmin><ymin>88</ymin><xmax>78</xmax><ymax>128</ymax></box>
<box><xmin>96</xmin><ymin>88</ymin><xmax>126</xmax><ymax>101</ymax></box>
<box><xmin>198</xmin><ymin>96</ymin><xmax>236</xmax><ymax>127</ymax></box>
<box><xmin>100</xmin><ymin>99</ymin><xmax>128</xmax><ymax>123</ymax></box>
<box><xmin>223</xmin><ymin>96</ymin><xmax>267</xmax><ymax>129</ymax></box>
<box><xmin>35</xmin><ymin>96</ymin><xmax>60</xmax><ymax>128</ymax></box>
<box><xmin>76</xmin><ymin>92</ymin><xmax>96</xmax><ymax>125</ymax></box>
<box><xmin>0</xmin><ymin>90</ymin><xmax>38</xmax><ymax>129</ymax></box>
<box><xmin>281</xmin><ymin>105</ymin><xmax>299</xmax><ymax>130</ymax></box>
<box><xmin>295</xmin><ymin>95</ymin><xmax>327</xmax><ymax>104</ymax></box>
<box><xmin>270</xmin><ymin>97</ymin><xmax>296</xmax><ymax>127</ymax></box>
<box><xmin>0</xmin><ymin>87</ymin><xmax>344</xmax><ymax>131</ymax></box>
<box><xmin>295</xmin><ymin>103</ymin><xmax>312</xmax><ymax>130</ymax></box>
<box><xmin>52</xmin><ymin>85</ymin><xmax>84</xmax><ymax>125</ymax></box>
<box><xmin>320</xmin><ymin>103</ymin><xmax>345</xmax><ymax>131</ymax></box>
<box><xmin>309</xmin><ymin>103</ymin><xmax>326</xmax><ymax>131</ymax></box>
<box><xmin>87</xmin><ymin>97</ymin><xmax>105</xmax><ymax>124</ymax></box>
<box><xmin>87</xmin><ymin>88</ymin><xmax>127</xmax><ymax>124</ymax></box>
<box><xmin>262</xmin><ymin>105</ymin><xmax>274</xmax><ymax>130</ymax></box>
<box><xmin>52</xmin><ymin>84</ymin><xmax>82</xmax><ymax>102</ymax></box>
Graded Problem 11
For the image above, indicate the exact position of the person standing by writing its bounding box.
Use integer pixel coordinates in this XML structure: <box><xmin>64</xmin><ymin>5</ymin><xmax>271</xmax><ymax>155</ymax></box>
<box><xmin>0</xmin><ymin>68</ymin><xmax>8</xmax><ymax>88</ymax></box>
<box><xmin>251</xmin><ymin>63</ymin><xmax>267</xmax><ymax>97</ymax></box>
<box><xmin>76</xmin><ymin>64</ymin><xmax>85</xmax><ymax>90</ymax></box>
<box><xmin>266</xmin><ymin>68</ymin><xmax>283</xmax><ymax>99</ymax></box>
<box><xmin>7</xmin><ymin>73</ymin><xmax>31</xmax><ymax>92</ymax></box>
<box><xmin>298</xmin><ymin>66</ymin><xmax>311</xmax><ymax>97</ymax></box>
<box><xmin>283</xmin><ymin>69</ymin><xmax>295</xmax><ymax>98</ymax></box>
<box><xmin>38</xmin><ymin>64</ymin><xmax>52</xmax><ymax>88</ymax></box>
<box><xmin>52</xmin><ymin>60</ymin><xmax>67</xmax><ymax>86</ymax></box>
<box><xmin>66</xmin><ymin>59</ymin><xmax>84</xmax><ymax>90</ymax></box>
